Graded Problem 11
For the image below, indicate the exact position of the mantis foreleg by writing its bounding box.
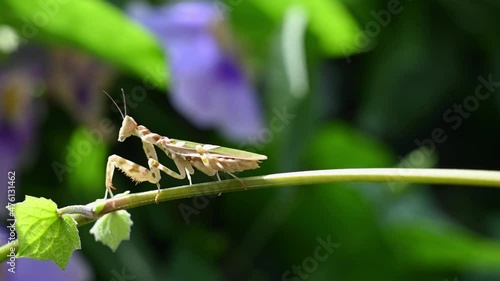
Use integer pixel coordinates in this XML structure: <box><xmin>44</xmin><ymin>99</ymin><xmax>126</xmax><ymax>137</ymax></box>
<box><xmin>105</xmin><ymin>154</ymin><xmax>158</xmax><ymax>199</ymax></box>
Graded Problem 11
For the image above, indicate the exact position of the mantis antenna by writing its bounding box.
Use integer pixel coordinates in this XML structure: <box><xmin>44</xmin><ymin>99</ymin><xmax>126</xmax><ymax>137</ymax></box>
<box><xmin>103</xmin><ymin>90</ymin><xmax>125</xmax><ymax>119</ymax></box>
<box><xmin>121</xmin><ymin>88</ymin><xmax>127</xmax><ymax>116</ymax></box>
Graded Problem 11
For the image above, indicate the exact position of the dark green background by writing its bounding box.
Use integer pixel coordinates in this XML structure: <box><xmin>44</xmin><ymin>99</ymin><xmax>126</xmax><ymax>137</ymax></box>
<box><xmin>1</xmin><ymin>0</ymin><xmax>500</xmax><ymax>280</ymax></box>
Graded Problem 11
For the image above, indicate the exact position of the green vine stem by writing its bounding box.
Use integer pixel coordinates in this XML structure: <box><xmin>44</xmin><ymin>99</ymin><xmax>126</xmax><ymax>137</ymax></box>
<box><xmin>0</xmin><ymin>240</ymin><xmax>17</xmax><ymax>263</ymax></box>
<box><xmin>2</xmin><ymin>168</ymin><xmax>500</xmax><ymax>263</ymax></box>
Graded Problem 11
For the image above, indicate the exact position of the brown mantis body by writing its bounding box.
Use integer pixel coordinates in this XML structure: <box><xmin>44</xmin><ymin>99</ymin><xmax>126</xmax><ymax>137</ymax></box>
<box><xmin>104</xmin><ymin>93</ymin><xmax>267</xmax><ymax>200</ymax></box>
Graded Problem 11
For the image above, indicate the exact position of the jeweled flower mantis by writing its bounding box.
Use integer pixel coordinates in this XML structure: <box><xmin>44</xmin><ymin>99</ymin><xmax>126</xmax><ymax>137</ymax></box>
<box><xmin>104</xmin><ymin>91</ymin><xmax>267</xmax><ymax>200</ymax></box>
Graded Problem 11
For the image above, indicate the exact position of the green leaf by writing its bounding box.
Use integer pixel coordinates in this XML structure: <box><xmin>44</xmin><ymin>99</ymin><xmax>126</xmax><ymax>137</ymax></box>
<box><xmin>0</xmin><ymin>0</ymin><xmax>166</xmax><ymax>88</ymax></box>
<box><xmin>250</xmin><ymin>0</ymin><xmax>362</xmax><ymax>56</ymax></box>
<box><xmin>90</xmin><ymin>210</ymin><xmax>133</xmax><ymax>252</ymax></box>
<box><xmin>11</xmin><ymin>196</ymin><xmax>81</xmax><ymax>270</ymax></box>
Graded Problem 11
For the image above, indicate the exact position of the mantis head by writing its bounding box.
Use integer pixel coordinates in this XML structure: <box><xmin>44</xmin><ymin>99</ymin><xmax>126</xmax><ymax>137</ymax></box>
<box><xmin>118</xmin><ymin>115</ymin><xmax>137</xmax><ymax>142</ymax></box>
<box><xmin>103</xmin><ymin>89</ymin><xmax>137</xmax><ymax>142</ymax></box>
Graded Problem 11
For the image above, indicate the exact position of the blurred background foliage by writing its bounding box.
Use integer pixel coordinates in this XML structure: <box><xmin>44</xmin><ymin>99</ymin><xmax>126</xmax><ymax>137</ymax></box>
<box><xmin>0</xmin><ymin>0</ymin><xmax>500</xmax><ymax>280</ymax></box>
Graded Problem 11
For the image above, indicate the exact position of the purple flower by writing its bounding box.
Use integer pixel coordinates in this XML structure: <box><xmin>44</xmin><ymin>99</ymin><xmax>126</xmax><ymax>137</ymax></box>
<box><xmin>0</xmin><ymin>66</ymin><xmax>39</xmax><ymax>213</ymax></box>
<box><xmin>0</xmin><ymin>228</ymin><xmax>92</xmax><ymax>280</ymax></box>
<box><xmin>130</xmin><ymin>1</ymin><xmax>264</xmax><ymax>141</ymax></box>
<box><xmin>47</xmin><ymin>49</ymin><xmax>115</xmax><ymax>127</ymax></box>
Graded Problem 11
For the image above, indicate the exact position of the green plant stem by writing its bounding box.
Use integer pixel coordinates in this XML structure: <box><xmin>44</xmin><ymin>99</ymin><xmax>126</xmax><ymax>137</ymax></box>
<box><xmin>64</xmin><ymin>168</ymin><xmax>500</xmax><ymax>224</ymax></box>
<box><xmin>57</xmin><ymin>205</ymin><xmax>95</xmax><ymax>217</ymax></box>
<box><xmin>2</xmin><ymin>168</ymin><xmax>500</xmax><ymax>263</ymax></box>
<box><xmin>0</xmin><ymin>240</ymin><xmax>18</xmax><ymax>261</ymax></box>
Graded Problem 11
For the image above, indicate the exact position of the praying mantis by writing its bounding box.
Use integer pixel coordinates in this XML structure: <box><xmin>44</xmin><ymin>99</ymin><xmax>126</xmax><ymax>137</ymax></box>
<box><xmin>104</xmin><ymin>91</ymin><xmax>267</xmax><ymax>200</ymax></box>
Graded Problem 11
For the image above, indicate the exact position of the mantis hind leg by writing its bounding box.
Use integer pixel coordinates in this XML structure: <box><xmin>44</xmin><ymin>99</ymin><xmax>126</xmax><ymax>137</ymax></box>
<box><xmin>148</xmin><ymin>157</ymin><xmax>192</xmax><ymax>202</ymax></box>
<box><xmin>143</xmin><ymin>142</ymin><xmax>161</xmax><ymax>188</ymax></box>
<box><xmin>225</xmin><ymin>171</ymin><xmax>247</xmax><ymax>190</ymax></box>
<box><xmin>148</xmin><ymin>158</ymin><xmax>190</xmax><ymax>181</ymax></box>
